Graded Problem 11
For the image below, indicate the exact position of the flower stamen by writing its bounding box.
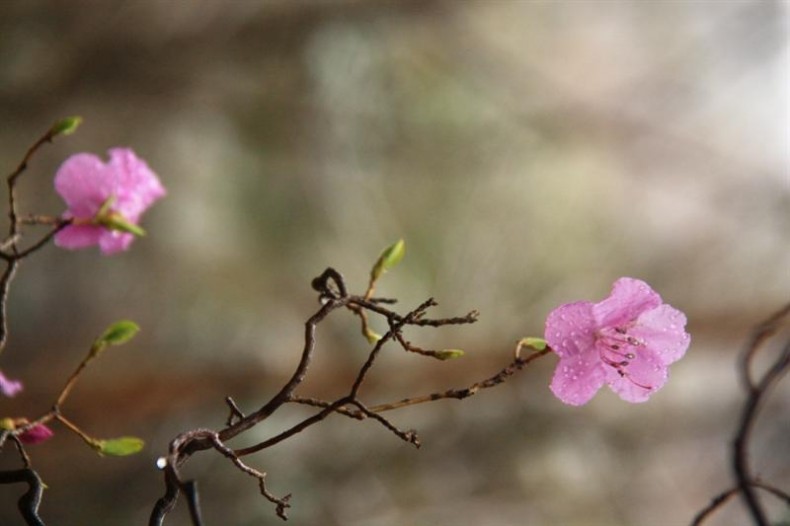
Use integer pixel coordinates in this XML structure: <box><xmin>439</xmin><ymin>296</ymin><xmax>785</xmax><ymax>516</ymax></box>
<box><xmin>596</xmin><ymin>327</ymin><xmax>651</xmax><ymax>390</ymax></box>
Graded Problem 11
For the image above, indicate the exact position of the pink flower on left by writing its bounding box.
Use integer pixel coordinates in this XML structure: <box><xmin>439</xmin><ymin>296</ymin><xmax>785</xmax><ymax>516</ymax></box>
<box><xmin>0</xmin><ymin>370</ymin><xmax>23</xmax><ymax>397</ymax></box>
<box><xmin>54</xmin><ymin>148</ymin><xmax>166</xmax><ymax>255</ymax></box>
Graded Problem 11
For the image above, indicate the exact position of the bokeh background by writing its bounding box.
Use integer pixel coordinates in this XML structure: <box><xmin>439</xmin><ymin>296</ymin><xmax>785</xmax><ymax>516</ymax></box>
<box><xmin>0</xmin><ymin>1</ymin><xmax>787</xmax><ymax>525</ymax></box>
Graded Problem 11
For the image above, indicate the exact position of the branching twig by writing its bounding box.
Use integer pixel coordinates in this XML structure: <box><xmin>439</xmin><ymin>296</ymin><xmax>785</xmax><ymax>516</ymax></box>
<box><xmin>151</xmin><ymin>267</ymin><xmax>547</xmax><ymax>524</ymax></box>
<box><xmin>691</xmin><ymin>481</ymin><xmax>790</xmax><ymax>526</ymax></box>
<box><xmin>0</xmin><ymin>125</ymin><xmax>73</xmax><ymax>354</ymax></box>
<box><xmin>692</xmin><ymin>303</ymin><xmax>790</xmax><ymax>525</ymax></box>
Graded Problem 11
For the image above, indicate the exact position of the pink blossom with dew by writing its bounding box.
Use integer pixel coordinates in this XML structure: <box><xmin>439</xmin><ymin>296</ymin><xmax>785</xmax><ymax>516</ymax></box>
<box><xmin>54</xmin><ymin>148</ymin><xmax>166</xmax><ymax>255</ymax></box>
<box><xmin>545</xmin><ymin>277</ymin><xmax>690</xmax><ymax>406</ymax></box>
<box><xmin>0</xmin><ymin>370</ymin><xmax>23</xmax><ymax>397</ymax></box>
<box><xmin>19</xmin><ymin>423</ymin><xmax>54</xmax><ymax>445</ymax></box>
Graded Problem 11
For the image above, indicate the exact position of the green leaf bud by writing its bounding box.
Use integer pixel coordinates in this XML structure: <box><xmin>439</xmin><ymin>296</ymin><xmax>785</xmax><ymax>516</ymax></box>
<box><xmin>371</xmin><ymin>239</ymin><xmax>405</xmax><ymax>282</ymax></box>
<box><xmin>519</xmin><ymin>337</ymin><xmax>548</xmax><ymax>351</ymax></box>
<box><xmin>433</xmin><ymin>349</ymin><xmax>465</xmax><ymax>360</ymax></box>
<box><xmin>95</xmin><ymin>436</ymin><xmax>145</xmax><ymax>456</ymax></box>
<box><xmin>50</xmin><ymin>116</ymin><xmax>83</xmax><ymax>136</ymax></box>
<box><xmin>91</xmin><ymin>320</ymin><xmax>140</xmax><ymax>357</ymax></box>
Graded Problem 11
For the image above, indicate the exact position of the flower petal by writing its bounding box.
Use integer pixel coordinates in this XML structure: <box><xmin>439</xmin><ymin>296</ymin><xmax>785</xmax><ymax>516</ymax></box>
<box><xmin>108</xmin><ymin>148</ymin><xmax>166</xmax><ymax>222</ymax></box>
<box><xmin>593</xmin><ymin>277</ymin><xmax>661</xmax><ymax>328</ymax></box>
<box><xmin>0</xmin><ymin>371</ymin><xmax>23</xmax><ymax>397</ymax></box>
<box><xmin>544</xmin><ymin>301</ymin><xmax>596</xmax><ymax>358</ymax></box>
<box><xmin>631</xmin><ymin>304</ymin><xmax>690</xmax><ymax>365</ymax></box>
<box><xmin>605</xmin><ymin>347</ymin><xmax>668</xmax><ymax>403</ymax></box>
<box><xmin>550</xmin><ymin>354</ymin><xmax>606</xmax><ymax>406</ymax></box>
<box><xmin>98</xmin><ymin>231</ymin><xmax>134</xmax><ymax>255</ymax></box>
<box><xmin>54</xmin><ymin>224</ymin><xmax>103</xmax><ymax>250</ymax></box>
<box><xmin>54</xmin><ymin>153</ymin><xmax>114</xmax><ymax>218</ymax></box>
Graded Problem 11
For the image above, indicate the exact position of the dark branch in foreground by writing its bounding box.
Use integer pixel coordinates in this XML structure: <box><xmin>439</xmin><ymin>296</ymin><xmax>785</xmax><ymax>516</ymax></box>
<box><xmin>0</xmin><ymin>467</ymin><xmax>46</xmax><ymax>526</ymax></box>
<box><xmin>692</xmin><ymin>302</ymin><xmax>790</xmax><ymax>526</ymax></box>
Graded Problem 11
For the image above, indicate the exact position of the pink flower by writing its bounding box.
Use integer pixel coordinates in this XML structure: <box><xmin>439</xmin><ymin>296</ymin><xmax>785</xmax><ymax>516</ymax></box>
<box><xmin>0</xmin><ymin>370</ymin><xmax>23</xmax><ymax>397</ymax></box>
<box><xmin>545</xmin><ymin>277</ymin><xmax>690</xmax><ymax>405</ymax></box>
<box><xmin>19</xmin><ymin>423</ymin><xmax>54</xmax><ymax>445</ymax></box>
<box><xmin>54</xmin><ymin>148</ymin><xmax>166</xmax><ymax>255</ymax></box>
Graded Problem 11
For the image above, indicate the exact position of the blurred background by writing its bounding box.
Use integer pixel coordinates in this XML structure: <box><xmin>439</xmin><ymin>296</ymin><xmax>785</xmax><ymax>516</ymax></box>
<box><xmin>0</xmin><ymin>1</ymin><xmax>787</xmax><ymax>525</ymax></box>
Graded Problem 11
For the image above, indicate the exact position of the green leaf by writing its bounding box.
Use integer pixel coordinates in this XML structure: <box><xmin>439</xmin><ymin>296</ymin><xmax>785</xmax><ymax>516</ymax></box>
<box><xmin>433</xmin><ymin>349</ymin><xmax>465</xmax><ymax>360</ymax></box>
<box><xmin>95</xmin><ymin>436</ymin><xmax>145</xmax><ymax>456</ymax></box>
<box><xmin>371</xmin><ymin>239</ymin><xmax>405</xmax><ymax>282</ymax></box>
<box><xmin>91</xmin><ymin>320</ymin><xmax>140</xmax><ymax>357</ymax></box>
<box><xmin>519</xmin><ymin>337</ymin><xmax>548</xmax><ymax>351</ymax></box>
<box><xmin>98</xmin><ymin>320</ymin><xmax>140</xmax><ymax>347</ymax></box>
<box><xmin>50</xmin><ymin>116</ymin><xmax>83</xmax><ymax>136</ymax></box>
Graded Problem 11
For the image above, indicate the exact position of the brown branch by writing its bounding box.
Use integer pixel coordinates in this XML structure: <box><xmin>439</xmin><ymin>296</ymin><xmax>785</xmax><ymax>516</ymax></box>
<box><xmin>370</xmin><ymin>348</ymin><xmax>551</xmax><ymax>413</ymax></box>
<box><xmin>732</xmin><ymin>336</ymin><xmax>790</xmax><ymax>526</ymax></box>
<box><xmin>0</xmin><ymin>125</ymin><xmax>69</xmax><ymax>355</ymax></box>
<box><xmin>235</xmin><ymin>396</ymin><xmax>354</xmax><ymax>457</ymax></box>
<box><xmin>693</xmin><ymin>302</ymin><xmax>790</xmax><ymax>525</ymax></box>
<box><xmin>219</xmin><ymin>296</ymin><xmax>348</xmax><ymax>442</ymax></box>
<box><xmin>691</xmin><ymin>481</ymin><xmax>790</xmax><ymax>526</ymax></box>
<box><xmin>6</xmin><ymin>129</ymin><xmax>57</xmax><ymax>253</ymax></box>
<box><xmin>224</xmin><ymin>396</ymin><xmax>245</xmax><ymax>426</ymax></box>
<box><xmin>151</xmin><ymin>267</ymin><xmax>540</xmax><ymax>524</ymax></box>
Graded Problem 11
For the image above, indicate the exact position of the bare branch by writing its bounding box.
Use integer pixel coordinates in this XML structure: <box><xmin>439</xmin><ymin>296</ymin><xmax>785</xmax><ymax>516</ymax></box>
<box><xmin>693</xmin><ymin>302</ymin><xmax>790</xmax><ymax>525</ymax></box>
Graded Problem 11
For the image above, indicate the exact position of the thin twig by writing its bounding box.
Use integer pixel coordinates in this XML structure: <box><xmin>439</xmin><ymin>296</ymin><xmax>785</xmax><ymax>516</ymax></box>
<box><xmin>0</xmin><ymin>125</ymin><xmax>63</xmax><ymax>355</ymax></box>
<box><xmin>691</xmin><ymin>481</ymin><xmax>790</xmax><ymax>526</ymax></box>
<box><xmin>692</xmin><ymin>302</ymin><xmax>790</xmax><ymax>525</ymax></box>
<box><xmin>151</xmin><ymin>267</ymin><xmax>542</xmax><ymax>524</ymax></box>
<box><xmin>733</xmin><ymin>337</ymin><xmax>790</xmax><ymax>526</ymax></box>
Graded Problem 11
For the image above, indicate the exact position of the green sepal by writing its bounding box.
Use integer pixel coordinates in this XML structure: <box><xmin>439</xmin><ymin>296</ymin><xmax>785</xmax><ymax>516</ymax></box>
<box><xmin>371</xmin><ymin>239</ymin><xmax>405</xmax><ymax>282</ymax></box>
<box><xmin>94</xmin><ymin>436</ymin><xmax>145</xmax><ymax>456</ymax></box>
<box><xmin>97</xmin><ymin>213</ymin><xmax>146</xmax><ymax>237</ymax></box>
<box><xmin>50</xmin><ymin>116</ymin><xmax>83</xmax><ymax>136</ymax></box>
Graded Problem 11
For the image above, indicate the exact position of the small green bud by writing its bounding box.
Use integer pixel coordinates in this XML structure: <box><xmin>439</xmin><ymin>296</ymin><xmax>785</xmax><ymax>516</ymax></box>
<box><xmin>51</xmin><ymin>116</ymin><xmax>83</xmax><ymax>136</ymax></box>
<box><xmin>364</xmin><ymin>326</ymin><xmax>382</xmax><ymax>344</ymax></box>
<box><xmin>91</xmin><ymin>320</ymin><xmax>140</xmax><ymax>357</ymax></box>
<box><xmin>519</xmin><ymin>337</ymin><xmax>547</xmax><ymax>351</ymax></box>
<box><xmin>94</xmin><ymin>436</ymin><xmax>145</xmax><ymax>456</ymax></box>
<box><xmin>371</xmin><ymin>239</ymin><xmax>405</xmax><ymax>282</ymax></box>
<box><xmin>433</xmin><ymin>349</ymin><xmax>465</xmax><ymax>360</ymax></box>
<box><xmin>0</xmin><ymin>418</ymin><xmax>16</xmax><ymax>430</ymax></box>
